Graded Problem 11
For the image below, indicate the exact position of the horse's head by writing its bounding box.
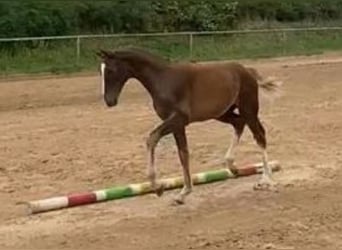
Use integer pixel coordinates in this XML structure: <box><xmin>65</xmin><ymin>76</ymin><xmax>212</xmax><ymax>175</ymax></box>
<box><xmin>97</xmin><ymin>49</ymin><xmax>131</xmax><ymax>107</ymax></box>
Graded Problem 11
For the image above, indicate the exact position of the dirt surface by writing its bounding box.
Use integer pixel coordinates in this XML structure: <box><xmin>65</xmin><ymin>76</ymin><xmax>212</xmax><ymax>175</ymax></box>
<box><xmin>0</xmin><ymin>53</ymin><xmax>341</xmax><ymax>250</ymax></box>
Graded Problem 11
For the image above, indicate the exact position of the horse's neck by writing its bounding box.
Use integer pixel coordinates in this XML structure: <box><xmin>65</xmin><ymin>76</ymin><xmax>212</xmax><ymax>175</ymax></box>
<box><xmin>128</xmin><ymin>60</ymin><xmax>166</xmax><ymax>99</ymax></box>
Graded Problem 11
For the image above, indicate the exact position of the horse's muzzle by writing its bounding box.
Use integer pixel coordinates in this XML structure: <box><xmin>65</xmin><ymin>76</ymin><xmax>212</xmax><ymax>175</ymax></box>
<box><xmin>104</xmin><ymin>96</ymin><xmax>118</xmax><ymax>107</ymax></box>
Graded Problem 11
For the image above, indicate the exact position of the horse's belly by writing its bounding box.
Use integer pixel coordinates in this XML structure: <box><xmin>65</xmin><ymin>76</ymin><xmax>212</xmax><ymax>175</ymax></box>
<box><xmin>190</xmin><ymin>97</ymin><xmax>235</xmax><ymax>122</ymax></box>
<box><xmin>189</xmin><ymin>71</ymin><xmax>239</xmax><ymax>122</ymax></box>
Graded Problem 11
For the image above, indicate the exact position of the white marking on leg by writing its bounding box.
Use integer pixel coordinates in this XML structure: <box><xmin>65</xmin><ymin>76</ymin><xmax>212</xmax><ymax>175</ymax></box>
<box><xmin>224</xmin><ymin>130</ymin><xmax>239</xmax><ymax>165</ymax></box>
<box><xmin>175</xmin><ymin>186</ymin><xmax>192</xmax><ymax>205</ymax></box>
<box><xmin>181</xmin><ymin>165</ymin><xmax>192</xmax><ymax>193</ymax></box>
<box><xmin>262</xmin><ymin>149</ymin><xmax>272</xmax><ymax>178</ymax></box>
<box><xmin>175</xmin><ymin>161</ymin><xmax>192</xmax><ymax>204</ymax></box>
<box><xmin>100</xmin><ymin>63</ymin><xmax>106</xmax><ymax>96</ymax></box>
<box><xmin>253</xmin><ymin>148</ymin><xmax>278</xmax><ymax>191</ymax></box>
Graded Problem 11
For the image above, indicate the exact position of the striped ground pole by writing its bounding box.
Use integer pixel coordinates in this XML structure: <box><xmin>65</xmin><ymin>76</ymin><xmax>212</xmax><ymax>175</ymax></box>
<box><xmin>26</xmin><ymin>160</ymin><xmax>280</xmax><ymax>214</ymax></box>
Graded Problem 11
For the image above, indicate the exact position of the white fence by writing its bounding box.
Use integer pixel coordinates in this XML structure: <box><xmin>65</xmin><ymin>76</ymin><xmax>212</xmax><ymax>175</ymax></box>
<box><xmin>1</xmin><ymin>27</ymin><xmax>342</xmax><ymax>62</ymax></box>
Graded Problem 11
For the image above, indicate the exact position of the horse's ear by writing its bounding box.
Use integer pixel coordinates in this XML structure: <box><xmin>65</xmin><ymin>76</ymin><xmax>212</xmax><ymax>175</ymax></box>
<box><xmin>97</xmin><ymin>49</ymin><xmax>116</xmax><ymax>59</ymax></box>
<box><xmin>96</xmin><ymin>49</ymin><xmax>110</xmax><ymax>59</ymax></box>
<box><xmin>96</xmin><ymin>50</ymin><xmax>105</xmax><ymax>59</ymax></box>
<box><xmin>96</xmin><ymin>51</ymin><xmax>104</xmax><ymax>58</ymax></box>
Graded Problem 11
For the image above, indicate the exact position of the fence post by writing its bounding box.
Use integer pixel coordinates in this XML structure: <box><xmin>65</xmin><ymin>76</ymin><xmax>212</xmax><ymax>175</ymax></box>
<box><xmin>76</xmin><ymin>36</ymin><xmax>81</xmax><ymax>63</ymax></box>
<box><xmin>282</xmin><ymin>31</ymin><xmax>287</xmax><ymax>55</ymax></box>
<box><xmin>189</xmin><ymin>33</ymin><xmax>193</xmax><ymax>60</ymax></box>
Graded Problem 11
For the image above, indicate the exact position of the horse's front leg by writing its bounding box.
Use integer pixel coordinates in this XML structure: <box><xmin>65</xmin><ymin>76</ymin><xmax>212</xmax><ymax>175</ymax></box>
<box><xmin>173</xmin><ymin>127</ymin><xmax>192</xmax><ymax>205</ymax></box>
<box><xmin>146</xmin><ymin>113</ymin><xmax>186</xmax><ymax>197</ymax></box>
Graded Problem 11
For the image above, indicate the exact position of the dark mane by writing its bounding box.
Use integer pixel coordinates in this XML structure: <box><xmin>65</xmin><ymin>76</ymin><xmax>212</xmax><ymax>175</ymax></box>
<box><xmin>105</xmin><ymin>48</ymin><xmax>169</xmax><ymax>67</ymax></box>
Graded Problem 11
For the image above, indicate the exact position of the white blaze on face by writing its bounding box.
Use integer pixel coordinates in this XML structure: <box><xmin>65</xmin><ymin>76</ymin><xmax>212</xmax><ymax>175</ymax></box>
<box><xmin>100</xmin><ymin>62</ymin><xmax>106</xmax><ymax>95</ymax></box>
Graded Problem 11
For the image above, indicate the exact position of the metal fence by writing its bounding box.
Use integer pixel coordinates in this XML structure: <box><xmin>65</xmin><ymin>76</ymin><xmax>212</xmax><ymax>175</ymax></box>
<box><xmin>0</xmin><ymin>27</ymin><xmax>342</xmax><ymax>60</ymax></box>
<box><xmin>1</xmin><ymin>27</ymin><xmax>342</xmax><ymax>74</ymax></box>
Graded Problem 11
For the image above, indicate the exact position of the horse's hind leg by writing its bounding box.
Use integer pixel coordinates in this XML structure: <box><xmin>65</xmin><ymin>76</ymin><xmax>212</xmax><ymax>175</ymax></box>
<box><xmin>245</xmin><ymin>116</ymin><xmax>277</xmax><ymax>190</ymax></box>
<box><xmin>216</xmin><ymin>109</ymin><xmax>246</xmax><ymax>168</ymax></box>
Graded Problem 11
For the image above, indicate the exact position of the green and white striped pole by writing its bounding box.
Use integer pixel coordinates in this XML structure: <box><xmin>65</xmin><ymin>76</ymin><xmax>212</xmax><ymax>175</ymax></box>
<box><xmin>26</xmin><ymin>161</ymin><xmax>280</xmax><ymax>214</ymax></box>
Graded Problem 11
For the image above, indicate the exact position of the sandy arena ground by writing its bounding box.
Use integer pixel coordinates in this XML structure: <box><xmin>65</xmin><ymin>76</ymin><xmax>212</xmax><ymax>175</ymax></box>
<box><xmin>0</xmin><ymin>53</ymin><xmax>342</xmax><ymax>250</ymax></box>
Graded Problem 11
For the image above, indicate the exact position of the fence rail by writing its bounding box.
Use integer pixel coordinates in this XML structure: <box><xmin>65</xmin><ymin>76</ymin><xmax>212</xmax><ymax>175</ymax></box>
<box><xmin>1</xmin><ymin>26</ymin><xmax>341</xmax><ymax>62</ymax></box>
<box><xmin>1</xmin><ymin>27</ymin><xmax>342</xmax><ymax>42</ymax></box>
<box><xmin>1</xmin><ymin>26</ymin><xmax>342</xmax><ymax>75</ymax></box>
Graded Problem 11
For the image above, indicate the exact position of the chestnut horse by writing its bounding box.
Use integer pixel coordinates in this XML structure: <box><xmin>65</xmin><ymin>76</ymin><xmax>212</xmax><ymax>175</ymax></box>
<box><xmin>97</xmin><ymin>48</ymin><xmax>282</xmax><ymax>204</ymax></box>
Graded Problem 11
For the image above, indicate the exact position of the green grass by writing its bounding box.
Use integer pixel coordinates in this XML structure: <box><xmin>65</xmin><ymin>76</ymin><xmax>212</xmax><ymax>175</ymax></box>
<box><xmin>191</xmin><ymin>29</ymin><xmax>342</xmax><ymax>60</ymax></box>
<box><xmin>1</xmin><ymin>29</ymin><xmax>342</xmax><ymax>76</ymax></box>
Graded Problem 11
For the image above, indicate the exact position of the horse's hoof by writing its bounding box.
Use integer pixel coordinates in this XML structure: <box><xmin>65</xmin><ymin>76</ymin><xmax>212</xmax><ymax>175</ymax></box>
<box><xmin>253</xmin><ymin>179</ymin><xmax>279</xmax><ymax>192</ymax></box>
<box><xmin>225</xmin><ymin>158</ymin><xmax>235</xmax><ymax>168</ymax></box>
<box><xmin>155</xmin><ymin>184</ymin><xmax>165</xmax><ymax>197</ymax></box>
<box><xmin>171</xmin><ymin>196</ymin><xmax>185</xmax><ymax>206</ymax></box>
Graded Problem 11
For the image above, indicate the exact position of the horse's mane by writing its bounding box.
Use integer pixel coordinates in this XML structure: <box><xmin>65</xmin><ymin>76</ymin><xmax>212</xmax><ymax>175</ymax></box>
<box><xmin>104</xmin><ymin>47</ymin><xmax>169</xmax><ymax>68</ymax></box>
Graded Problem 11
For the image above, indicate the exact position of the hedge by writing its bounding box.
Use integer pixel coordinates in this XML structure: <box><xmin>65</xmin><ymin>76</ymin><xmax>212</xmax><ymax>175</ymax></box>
<box><xmin>1</xmin><ymin>0</ymin><xmax>341</xmax><ymax>39</ymax></box>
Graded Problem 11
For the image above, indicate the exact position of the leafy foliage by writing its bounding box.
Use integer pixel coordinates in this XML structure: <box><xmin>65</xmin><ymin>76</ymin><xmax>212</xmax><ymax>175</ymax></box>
<box><xmin>0</xmin><ymin>0</ymin><xmax>341</xmax><ymax>39</ymax></box>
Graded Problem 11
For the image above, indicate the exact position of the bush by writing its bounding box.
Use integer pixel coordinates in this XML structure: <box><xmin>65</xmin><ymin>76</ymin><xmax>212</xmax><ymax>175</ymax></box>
<box><xmin>1</xmin><ymin>0</ymin><xmax>342</xmax><ymax>39</ymax></box>
<box><xmin>237</xmin><ymin>0</ymin><xmax>342</xmax><ymax>22</ymax></box>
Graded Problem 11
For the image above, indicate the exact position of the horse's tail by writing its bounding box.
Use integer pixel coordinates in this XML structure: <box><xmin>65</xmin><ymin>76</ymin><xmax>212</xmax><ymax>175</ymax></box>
<box><xmin>246</xmin><ymin>67</ymin><xmax>283</xmax><ymax>101</ymax></box>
